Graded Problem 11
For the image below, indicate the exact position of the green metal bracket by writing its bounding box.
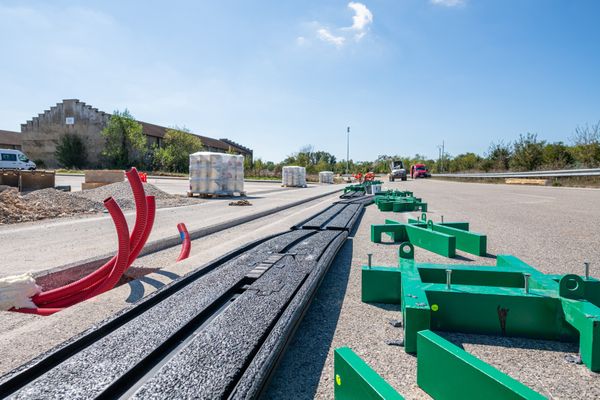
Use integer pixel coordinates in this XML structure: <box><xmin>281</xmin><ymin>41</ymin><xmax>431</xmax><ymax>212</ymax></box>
<box><xmin>361</xmin><ymin>255</ymin><xmax>600</xmax><ymax>371</ymax></box>
<box><xmin>371</xmin><ymin>221</ymin><xmax>456</xmax><ymax>258</ymax></box>
<box><xmin>417</xmin><ymin>330</ymin><xmax>546</xmax><ymax>399</ymax></box>
<box><xmin>375</xmin><ymin>193</ymin><xmax>428</xmax><ymax>213</ymax></box>
<box><xmin>407</xmin><ymin>216</ymin><xmax>487</xmax><ymax>256</ymax></box>
<box><xmin>371</xmin><ymin>218</ymin><xmax>486</xmax><ymax>258</ymax></box>
<box><xmin>334</xmin><ymin>347</ymin><xmax>404</xmax><ymax>400</ymax></box>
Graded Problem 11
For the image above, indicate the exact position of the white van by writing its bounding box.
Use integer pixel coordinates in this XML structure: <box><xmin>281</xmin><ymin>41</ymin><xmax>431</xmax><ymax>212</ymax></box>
<box><xmin>0</xmin><ymin>149</ymin><xmax>36</xmax><ymax>170</ymax></box>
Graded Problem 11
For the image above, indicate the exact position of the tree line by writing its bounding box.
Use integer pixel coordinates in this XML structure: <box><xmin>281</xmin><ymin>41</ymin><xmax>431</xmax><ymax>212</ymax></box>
<box><xmin>56</xmin><ymin>111</ymin><xmax>600</xmax><ymax>176</ymax></box>
<box><xmin>246</xmin><ymin>121</ymin><xmax>600</xmax><ymax>176</ymax></box>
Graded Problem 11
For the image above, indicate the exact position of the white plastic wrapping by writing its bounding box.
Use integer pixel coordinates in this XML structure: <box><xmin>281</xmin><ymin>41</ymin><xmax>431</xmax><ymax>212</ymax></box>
<box><xmin>318</xmin><ymin>171</ymin><xmax>334</xmax><ymax>184</ymax></box>
<box><xmin>282</xmin><ymin>166</ymin><xmax>306</xmax><ymax>187</ymax></box>
<box><xmin>0</xmin><ymin>273</ymin><xmax>41</xmax><ymax>311</ymax></box>
<box><xmin>189</xmin><ymin>152</ymin><xmax>244</xmax><ymax>195</ymax></box>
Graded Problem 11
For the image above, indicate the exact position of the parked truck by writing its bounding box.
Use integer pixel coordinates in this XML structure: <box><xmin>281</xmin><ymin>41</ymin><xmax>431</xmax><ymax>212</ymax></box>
<box><xmin>388</xmin><ymin>160</ymin><xmax>407</xmax><ymax>181</ymax></box>
<box><xmin>410</xmin><ymin>163</ymin><xmax>431</xmax><ymax>179</ymax></box>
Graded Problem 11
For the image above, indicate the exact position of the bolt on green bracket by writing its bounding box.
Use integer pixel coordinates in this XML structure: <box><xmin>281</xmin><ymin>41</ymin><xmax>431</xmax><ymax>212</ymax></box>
<box><xmin>334</xmin><ymin>347</ymin><xmax>405</xmax><ymax>400</ymax></box>
<box><xmin>417</xmin><ymin>330</ymin><xmax>546</xmax><ymax>400</ymax></box>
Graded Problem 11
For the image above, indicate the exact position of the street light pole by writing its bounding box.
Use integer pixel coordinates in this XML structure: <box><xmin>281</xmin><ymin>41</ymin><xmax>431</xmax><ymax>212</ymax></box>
<box><xmin>346</xmin><ymin>126</ymin><xmax>350</xmax><ymax>175</ymax></box>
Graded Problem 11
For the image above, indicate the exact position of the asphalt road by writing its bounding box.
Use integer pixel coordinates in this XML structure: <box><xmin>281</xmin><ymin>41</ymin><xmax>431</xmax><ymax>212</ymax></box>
<box><xmin>266</xmin><ymin>179</ymin><xmax>600</xmax><ymax>400</ymax></box>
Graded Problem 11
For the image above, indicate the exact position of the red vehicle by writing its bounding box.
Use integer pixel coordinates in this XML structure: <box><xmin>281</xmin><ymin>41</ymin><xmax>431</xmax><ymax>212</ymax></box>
<box><xmin>410</xmin><ymin>163</ymin><xmax>431</xmax><ymax>179</ymax></box>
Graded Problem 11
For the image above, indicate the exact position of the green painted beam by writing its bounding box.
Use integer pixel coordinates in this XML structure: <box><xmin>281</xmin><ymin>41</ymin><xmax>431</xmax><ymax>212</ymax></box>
<box><xmin>373</xmin><ymin>220</ymin><xmax>456</xmax><ymax>257</ymax></box>
<box><xmin>405</xmin><ymin>224</ymin><xmax>456</xmax><ymax>258</ymax></box>
<box><xmin>361</xmin><ymin>266</ymin><xmax>402</xmax><ymax>304</ymax></box>
<box><xmin>406</xmin><ymin>218</ymin><xmax>487</xmax><ymax>256</ymax></box>
<box><xmin>561</xmin><ymin>298</ymin><xmax>600</xmax><ymax>371</ymax></box>
<box><xmin>401</xmin><ymin>261</ymin><xmax>431</xmax><ymax>352</ymax></box>
<box><xmin>371</xmin><ymin>223</ymin><xmax>407</xmax><ymax>243</ymax></box>
<box><xmin>425</xmin><ymin>285</ymin><xmax>577</xmax><ymax>341</ymax></box>
<box><xmin>334</xmin><ymin>347</ymin><xmax>404</xmax><ymax>400</ymax></box>
<box><xmin>417</xmin><ymin>330</ymin><xmax>546</xmax><ymax>400</ymax></box>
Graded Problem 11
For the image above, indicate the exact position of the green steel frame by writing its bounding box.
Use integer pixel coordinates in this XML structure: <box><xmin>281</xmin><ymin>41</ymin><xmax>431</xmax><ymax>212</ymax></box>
<box><xmin>417</xmin><ymin>330</ymin><xmax>546</xmax><ymax>399</ymax></box>
<box><xmin>370</xmin><ymin>213</ymin><xmax>487</xmax><ymax>257</ymax></box>
<box><xmin>333</xmin><ymin>333</ymin><xmax>545</xmax><ymax>400</ymax></box>
<box><xmin>361</xmin><ymin>246</ymin><xmax>600</xmax><ymax>372</ymax></box>
<box><xmin>334</xmin><ymin>347</ymin><xmax>405</xmax><ymax>400</ymax></box>
<box><xmin>344</xmin><ymin>180</ymin><xmax>384</xmax><ymax>194</ymax></box>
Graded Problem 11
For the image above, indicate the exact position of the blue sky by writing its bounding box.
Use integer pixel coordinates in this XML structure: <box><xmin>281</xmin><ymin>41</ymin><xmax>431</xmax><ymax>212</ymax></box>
<box><xmin>1</xmin><ymin>0</ymin><xmax>599</xmax><ymax>162</ymax></box>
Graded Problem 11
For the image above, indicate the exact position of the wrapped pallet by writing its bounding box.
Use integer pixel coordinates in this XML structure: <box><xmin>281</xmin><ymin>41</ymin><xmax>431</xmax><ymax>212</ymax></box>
<box><xmin>189</xmin><ymin>152</ymin><xmax>244</xmax><ymax>196</ymax></box>
<box><xmin>282</xmin><ymin>166</ymin><xmax>307</xmax><ymax>187</ymax></box>
<box><xmin>318</xmin><ymin>171</ymin><xmax>334</xmax><ymax>184</ymax></box>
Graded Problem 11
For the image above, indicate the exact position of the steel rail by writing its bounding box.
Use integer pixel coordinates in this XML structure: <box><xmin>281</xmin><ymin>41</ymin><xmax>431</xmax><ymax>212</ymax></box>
<box><xmin>433</xmin><ymin>167</ymin><xmax>600</xmax><ymax>179</ymax></box>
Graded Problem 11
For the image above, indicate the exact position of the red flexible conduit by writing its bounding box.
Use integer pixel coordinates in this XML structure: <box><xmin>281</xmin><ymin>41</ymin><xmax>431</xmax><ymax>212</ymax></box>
<box><xmin>45</xmin><ymin>196</ymin><xmax>156</xmax><ymax>309</ymax></box>
<box><xmin>176</xmin><ymin>223</ymin><xmax>191</xmax><ymax>261</ymax></box>
<box><xmin>12</xmin><ymin>197</ymin><xmax>130</xmax><ymax>315</ymax></box>
<box><xmin>32</xmin><ymin>168</ymin><xmax>147</xmax><ymax>306</ymax></box>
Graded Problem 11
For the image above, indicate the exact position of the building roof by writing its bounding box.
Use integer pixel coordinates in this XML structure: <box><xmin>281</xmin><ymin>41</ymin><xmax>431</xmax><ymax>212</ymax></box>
<box><xmin>21</xmin><ymin>99</ymin><xmax>252</xmax><ymax>155</ymax></box>
<box><xmin>0</xmin><ymin>130</ymin><xmax>22</xmax><ymax>146</ymax></box>
<box><xmin>138</xmin><ymin>121</ymin><xmax>237</xmax><ymax>152</ymax></box>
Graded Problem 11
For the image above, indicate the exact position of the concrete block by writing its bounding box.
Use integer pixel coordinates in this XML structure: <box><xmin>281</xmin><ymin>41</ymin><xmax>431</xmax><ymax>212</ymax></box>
<box><xmin>84</xmin><ymin>170</ymin><xmax>124</xmax><ymax>184</ymax></box>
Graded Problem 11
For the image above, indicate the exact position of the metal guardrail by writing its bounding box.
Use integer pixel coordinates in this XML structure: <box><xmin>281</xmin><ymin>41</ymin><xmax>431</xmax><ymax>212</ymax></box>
<box><xmin>433</xmin><ymin>168</ymin><xmax>600</xmax><ymax>178</ymax></box>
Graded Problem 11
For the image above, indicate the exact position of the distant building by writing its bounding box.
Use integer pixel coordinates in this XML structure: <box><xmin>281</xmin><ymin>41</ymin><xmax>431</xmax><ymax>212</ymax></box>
<box><xmin>19</xmin><ymin>99</ymin><xmax>252</xmax><ymax>168</ymax></box>
<box><xmin>0</xmin><ymin>129</ymin><xmax>22</xmax><ymax>150</ymax></box>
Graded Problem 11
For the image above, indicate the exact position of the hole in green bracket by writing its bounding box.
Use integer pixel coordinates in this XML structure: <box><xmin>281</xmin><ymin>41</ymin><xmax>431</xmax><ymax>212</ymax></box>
<box><xmin>399</xmin><ymin>242</ymin><xmax>414</xmax><ymax>259</ymax></box>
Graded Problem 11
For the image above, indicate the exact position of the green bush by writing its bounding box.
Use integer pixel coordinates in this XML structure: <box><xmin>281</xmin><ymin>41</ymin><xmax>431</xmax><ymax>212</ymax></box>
<box><xmin>510</xmin><ymin>133</ymin><xmax>545</xmax><ymax>171</ymax></box>
<box><xmin>55</xmin><ymin>133</ymin><xmax>87</xmax><ymax>168</ymax></box>
<box><xmin>101</xmin><ymin>109</ymin><xmax>146</xmax><ymax>169</ymax></box>
<box><xmin>153</xmin><ymin>127</ymin><xmax>203</xmax><ymax>173</ymax></box>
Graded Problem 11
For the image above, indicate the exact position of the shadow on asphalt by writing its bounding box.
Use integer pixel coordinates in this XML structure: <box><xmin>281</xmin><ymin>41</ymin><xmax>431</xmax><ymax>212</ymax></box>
<box><xmin>125</xmin><ymin>269</ymin><xmax>181</xmax><ymax>303</ymax></box>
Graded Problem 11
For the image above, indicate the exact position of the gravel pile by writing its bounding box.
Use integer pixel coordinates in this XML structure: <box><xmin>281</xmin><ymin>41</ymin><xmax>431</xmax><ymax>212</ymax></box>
<box><xmin>0</xmin><ymin>182</ymin><xmax>202</xmax><ymax>225</ymax></box>
<box><xmin>72</xmin><ymin>181</ymin><xmax>200</xmax><ymax>210</ymax></box>
<box><xmin>0</xmin><ymin>187</ymin><xmax>100</xmax><ymax>225</ymax></box>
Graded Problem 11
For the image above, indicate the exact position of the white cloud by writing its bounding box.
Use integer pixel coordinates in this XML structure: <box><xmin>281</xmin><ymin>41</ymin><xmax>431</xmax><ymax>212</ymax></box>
<box><xmin>317</xmin><ymin>28</ymin><xmax>345</xmax><ymax>47</ymax></box>
<box><xmin>311</xmin><ymin>2</ymin><xmax>373</xmax><ymax>47</ymax></box>
<box><xmin>296</xmin><ymin>36</ymin><xmax>308</xmax><ymax>46</ymax></box>
<box><xmin>430</xmin><ymin>0</ymin><xmax>466</xmax><ymax>7</ymax></box>
<box><xmin>348</xmin><ymin>2</ymin><xmax>373</xmax><ymax>32</ymax></box>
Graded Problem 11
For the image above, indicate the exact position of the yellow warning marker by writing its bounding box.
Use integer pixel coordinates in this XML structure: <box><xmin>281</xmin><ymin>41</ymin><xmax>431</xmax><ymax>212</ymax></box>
<box><xmin>431</xmin><ymin>304</ymin><xmax>439</xmax><ymax>312</ymax></box>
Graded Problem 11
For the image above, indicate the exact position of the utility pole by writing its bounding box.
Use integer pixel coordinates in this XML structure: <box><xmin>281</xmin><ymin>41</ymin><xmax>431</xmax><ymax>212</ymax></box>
<box><xmin>437</xmin><ymin>145</ymin><xmax>442</xmax><ymax>173</ymax></box>
<box><xmin>441</xmin><ymin>140</ymin><xmax>445</xmax><ymax>173</ymax></box>
<box><xmin>346</xmin><ymin>126</ymin><xmax>350</xmax><ymax>175</ymax></box>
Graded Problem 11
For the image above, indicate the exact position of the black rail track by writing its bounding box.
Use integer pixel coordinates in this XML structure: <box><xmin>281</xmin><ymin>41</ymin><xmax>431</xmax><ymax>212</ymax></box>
<box><xmin>0</xmin><ymin>195</ymin><xmax>370</xmax><ymax>400</ymax></box>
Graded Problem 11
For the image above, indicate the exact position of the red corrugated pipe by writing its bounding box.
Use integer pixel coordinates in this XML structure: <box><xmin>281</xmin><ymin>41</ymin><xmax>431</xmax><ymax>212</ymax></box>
<box><xmin>176</xmin><ymin>223</ymin><xmax>191</xmax><ymax>261</ymax></box>
<box><xmin>45</xmin><ymin>196</ymin><xmax>156</xmax><ymax>308</ymax></box>
<box><xmin>12</xmin><ymin>197</ymin><xmax>130</xmax><ymax>315</ymax></box>
<box><xmin>33</xmin><ymin>168</ymin><xmax>147</xmax><ymax>306</ymax></box>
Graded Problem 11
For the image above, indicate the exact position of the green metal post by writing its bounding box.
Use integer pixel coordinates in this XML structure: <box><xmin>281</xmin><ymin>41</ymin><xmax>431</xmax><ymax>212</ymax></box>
<box><xmin>334</xmin><ymin>347</ymin><xmax>404</xmax><ymax>400</ymax></box>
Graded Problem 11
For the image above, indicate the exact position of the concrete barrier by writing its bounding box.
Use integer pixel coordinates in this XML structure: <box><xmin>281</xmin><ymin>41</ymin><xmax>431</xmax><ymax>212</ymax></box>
<box><xmin>19</xmin><ymin>170</ymin><xmax>55</xmax><ymax>191</ymax></box>
<box><xmin>82</xmin><ymin>170</ymin><xmax>124</xmax><ymax>190</ymax></box>
<box><xmin>84</xmin><ymin>170</ymin><xmax>124</xmax><ymax>184</ymax></box>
